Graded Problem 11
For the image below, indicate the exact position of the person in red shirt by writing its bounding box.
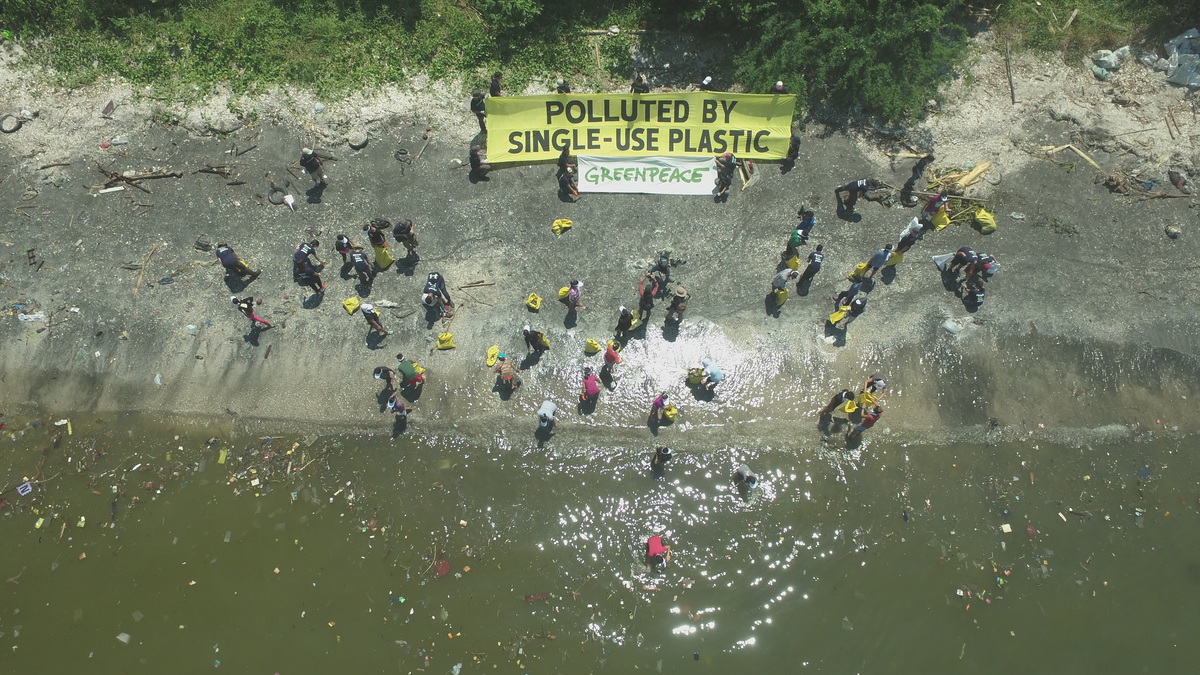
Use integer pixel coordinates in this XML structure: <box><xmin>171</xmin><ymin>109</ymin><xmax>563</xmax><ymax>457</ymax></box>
<box><xmin>602</xmin><ymin>342</ymin><xmax>622</xmax><ymax>379</ymax></box>
<box><xmin>646</xmin><ymin>535</ymin><xmax>671</xmax><ymax>566</ymax></box>
<box><xmin>848</xmin><ymin>405</ymin><xmax>883</xmax><ymax>441</ymax></box>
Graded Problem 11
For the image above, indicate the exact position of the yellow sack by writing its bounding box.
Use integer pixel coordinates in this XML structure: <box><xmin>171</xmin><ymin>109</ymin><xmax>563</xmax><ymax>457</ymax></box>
<box><xmin>975</xmin><ymin>208</ymin><xmax>997</xmax><ymax>234</ymax></box>
<box><xmin>486</xmin><ymin>345</ymin><xmax>500</xmax><ymax>367</ymax></box>
<box><xmin>525</xmin><ymin>293</ymin><xmax>542</xmax><ymax>311</ymax></box>
<box><xmin>785</xmin><ymin>255</ymin><xmax>800</xmax><ymax>270</ymax></box>
<box><xmin>584</xmin><ymin>338</ymin><xmax>602</xmax><ymax>354</ymax></box>
<box><xmin>436</xmin><ymin>332</ymin><xmax>456</xmax><ymax>350</ymax></box>
<box><xmin>840</xmin><ymin>399</ymin><xmax>858</xmax><ymax>414</ymax></box>
<box><xmin>551</xmin><ymin>218</ymin><xmax>573</xmax><ymax>235</ymax></box>
<box><xmin>373</xmin><ymin>243</ymin><xmax>396</xmax><ymax>270</ymax></box>
<box><xmin>775</xmin><ymin>288</ymin><xmax>789</xmax><ymax>305</ymax></box>
<box><xmin>342</xmin><ymin>297</ymin><xmax>361</xmax><ymax>314</ymax></box>
<box><xmin>932</xmin><ymin>208</ymin><xmax>951</xmax><ymax>231</ymax></box>
<box><xmin>885</xmin><ymin>251</ymin><xmax>905</xmax><ymax>267</ymax></box>
<box><xmin>607</xmin><ymin>339</ymin><xmax>621</xmax><ymax>352</ymax></box>
<box><xmin>829</xmin><ymin>306</ymin><xmax>850</xmax><ymax>324</ymax></box>
<box><xmin>856</xmin><ymin>391</ymin><xmax>879</xmax><ymax>408</ymax></box>
<box><xmin>686</xmin><ymin>367</ymin><xmax>705</xmax><ymax>385</ymax></box>
<box><xmin>558</xmin><ymin>286</ymin><xmax>571</xmax><ymax>300</ymax></box>
<box><xmin>629</xmin><ymin>313</ymin><xmax>643</xmax><ymax>330</ymax></box>
<box><xmin>847</xmin><ymin>263</ymin><xmax>868</xmax><ymax>282</ymax></box>
<box><xmin>663</xmin><ymin>404</ymin><xmax>678</xmax><ymax>421</ymax></box>
<box><xmin>412</xmin><ymin>363</ymin><xmax>427</xmax><ymax>374</ymax></box>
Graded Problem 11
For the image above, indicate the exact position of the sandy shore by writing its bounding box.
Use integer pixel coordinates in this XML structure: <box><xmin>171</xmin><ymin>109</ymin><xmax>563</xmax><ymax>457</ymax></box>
<box><xmin>1</xmin><ymin>34</ymin><xmax>1198</xmax><ymax>448</ymax></box>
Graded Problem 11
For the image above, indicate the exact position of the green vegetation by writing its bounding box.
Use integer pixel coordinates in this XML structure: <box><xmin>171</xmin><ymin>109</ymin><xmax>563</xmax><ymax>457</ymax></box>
<box><xmin>0</xmin><ymin>0</ymin><xmax>1194</xmax><ymax>120</ymax></box>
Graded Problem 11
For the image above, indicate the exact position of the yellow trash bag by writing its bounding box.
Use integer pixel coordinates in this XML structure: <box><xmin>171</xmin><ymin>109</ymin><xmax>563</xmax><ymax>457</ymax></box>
<box><xmin>686</xmin><ymin>367</ymin><xmax>705</xmax><ymax>385</ymax></box>
<box><xmin>775</xmin><ymin>288</ymin><xmax>789</xmax><ymax>306</ymax></box>
<box><xmin>975</xmin><ymin>208</ymin><xmax>997</xmax><ymax>234</ymax></box>
<box><xmin>885</xmin><ymin>251</ymin><xmax>905</xmax><ymax>267</ymax></box>
<box><xmin>829</xmin><ymin>305</ymin><xmax>850</xmax><ymax>324</ymax></box>
<box><xmin>525</xmin><ymin>293</ymin><xmax>542</xmax><ymax>311</ymax></box>
<box><xmin>663</xmin><ymin>404</ymin><xmax>678</xmax><ymax>422</ymax></box>
<box><xmin>412</xmin><ymin>363</ymin><xmax>427</xmax><ymax>374</ymax></box>
<box><xmin>856</xmin><ymin>391</ymin><xmax>879</xmax><ymax>408</ymax></box>
<box><xmin>785</xmin><ymin>255</ymin><xmax>800</xmax><ymax>270</ymax></box>
<box><xmin>486</xmin><ymin>345</ymin><xmax>500</xmax><ymax>367</ymax></box>
<box><xmin>551</xmin><ymin>218</ymin><xmax>573</xmax><ymax>235</ymax></box>
<box><xmin>436</xmin><ymin>332</ymin><xmax>456</xmax><ymax>350</ymax></box>
<box><xmin>847</xmin><ymin>263</ymin><xmax>868</xmax><ymax>282</ymax></box>
<box><xmin>839</xmin><ymin>399</ymin><xmax>858</xmax><ymax>414</ymax></box>
<box><xmin>932</xmin><ymin>208</ymin><xmax>951</xmax><ymax>231</ymax></box>
<box><xmin>607</xmin><ymin>339</ymin><xmax>621</xmax><ymax>352</ymax></box>
<box><xmin>584</xmin><ymin>338</ymin><xmax>602</xmax><ymax>354</ymax></box>
<box><xmin>373</xmin><ymin>243</ymin><xmax>396</xmax><ymax>270</ymax></box>
<box><xmin>629</xmin><ymin>313</ymin><xmax>643</xmax><ymax>330</ymax></box>
<box><xmin>558</xmin><ymin>286</ymin><xmax>571</xmax><ymax>300</ymax></box>
<box><xmin>342</xmin><ymin>297</ymin><xmax>361</xmax><ymax>314</ymax></box>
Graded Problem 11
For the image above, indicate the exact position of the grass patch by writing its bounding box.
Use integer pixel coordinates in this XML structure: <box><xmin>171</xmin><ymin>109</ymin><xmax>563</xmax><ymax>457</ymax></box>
<box><xmin>993</xmin><ymin>0</ymin><xmax>1198</xmax><ymax>58</ymax></box>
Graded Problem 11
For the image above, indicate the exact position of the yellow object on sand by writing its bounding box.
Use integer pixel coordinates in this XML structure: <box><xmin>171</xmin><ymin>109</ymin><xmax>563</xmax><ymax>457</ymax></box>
<box><xmin>551</xmin><ymin>218</ymin><xmax>573</xmax><ymax>235</ymax></box>
<box><xmin>486</xmin><ymin>345</ymin><xmax>500</xmax><ymax>367</ymax></box>
<box><xmin>342</xmin><ymin>297</ymin><xmax>361</xmax><ymax>314</ymax></box>
<box><xmin>775</xmin><ymin>288</ymin><xmax>789</xmax><ymax>305</ymax></box>
<box><xmin>785</xmin><ymin>255</ymin><xmax>800</xmax><ymax>270</ymax></box>
<box><xmin>856</xmin><ymin>391</ymin><xmax>879</xmax><ymax>408</ymax></box>
<box><xmin>975</xmin><ymin>208</ymin><xmax>997</xmax><ymax>234</ymax></box>
<box><xmin>686</xmin><ymin>367</ymin><xmax>705</xmax><ymax>385</ymax></box>
<box><xmin>829</xmin><ymin>306</ymin><xmax>850</xmax><ymax>324</ymax></box>
<box><xmin>840</xmin><ymin>399</ymin><xmax>858</xmax><ymax>414</ymax></box>
<box><xmin>412</xmin><ymin>363</ymin><xmax>426</xmax><ymax>374</ymax></box>
<box><xmin>932</xmin><ymin>208</ymin><xmax>951</xmax><ymax>231</ymax></box>
<box><xmin>526</xmin><ymin>293</ymin><xmax>542</xmax><ymax>310</ymax></box>
<box><xmin>848</xmin><ymin>263</ymin><xmax>868</xmax><ymax>282</ymax></box>
<box><xmin>607</xmin><ymin>339</ymin><xmax>621</xmax><ymax>352</ymax></box>
<box><xmin>663</xmin><ymin>404</ymin><xmax>678</xmax><ymax>421</ymax></box>
<box><xmin>885</xmin><ymin>251</ymin><xmax>905</xmax><ymax>267</ymax></box>
<box><xmin>584</xmin><ymin>338</ymin><xmax>602</xmax><ymax>354</ymax></box>
<box><xmin>558</xmin><ymin>286</ymin><xmax>571</xmax><ymax>300</ymax></box>
<box><xmin>373</xmin><ymin>243</ymin><xmax>396</xmax><ymax>269</ymax></box>
<box><xmin>436</xmin><ymin>332</ymin><xmax>456</xmax><ymax>350</ymax></box>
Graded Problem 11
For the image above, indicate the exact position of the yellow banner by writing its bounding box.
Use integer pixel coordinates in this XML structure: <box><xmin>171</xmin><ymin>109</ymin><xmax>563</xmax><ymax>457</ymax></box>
<box><xmin>485</xmin><ymin>92</ymin><xmax>796</xmax><ymax>163</ymax></box>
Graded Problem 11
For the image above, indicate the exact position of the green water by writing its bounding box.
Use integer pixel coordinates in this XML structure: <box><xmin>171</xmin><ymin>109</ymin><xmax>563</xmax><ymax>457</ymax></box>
<box><xmin>2</xmin><ymin>416</ymin><xmax>1198</xmax><ymax>673</ymax></box>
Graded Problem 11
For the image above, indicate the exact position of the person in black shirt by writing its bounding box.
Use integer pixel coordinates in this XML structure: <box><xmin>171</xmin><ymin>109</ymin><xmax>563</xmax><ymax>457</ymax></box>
<box><xmin>469</xmin><ymin>144</ymin><xmax>490</xmax><ymax>179</ymax></box>
<box><xmin>555</xmin><ymin>79</ymin><xmax>571</xmax><ymax>94</ymax></box>
<box><xmin>334</xmin><ymin>234</ymin><xmax>353</xmax><ymax>264</ymax></box>
<box><xmin>470</xmin><ymin>90</ymin><xmax>486</xmax><ymax>133</ymax></box>
<box><xmin>834</xmin><ymin>178</ymin><xmax>881</xmax><ymax>212</ymax></box>
<box><xmin>799</xmin><ymin>244</ymin><xmax>824</xmax><ymax>285</ymax></box>
<box><xmin>489</xmin><ymin>72</ymin><xmax>502</xmax><ymax>97</ymax></box>
<box><xmin>771</xmin><ymin>80</ymin><xmax>788</xmax><ymax>94</ymax></box>
<box><xmin>559</xmin><ymin>170</ymin><xmax>578</xmax><ymax>198</ymax></box>
<box><xmin>349</xmin><ymin>246</ymin><xmax>373</xmax><ymax>284</ymax></box>
<box><xmin>361</xmin><ymin>303</ymin><xmax>388</xmax><ymax>335</ymax></box>
<box><xmin>699</xmin><ymin>75</ymin><xmax>715</xmax><ymax>91</ymax></box>
<box><xmin>391</xmin><ymin>219</ymin><xmax>419</xmax><ymax>257</ymax></box>
<box><xmin>556</xmin><ymin>145</ymin><xmax>575</xmax><ymax>177</ymax></box>
<box><xmin>232</xmin><ymin>296</ymin><xmax>271</xmax><ymax>328</ymax></box>
<box><xmin>631</xmin><ymin>75</ymin><xmax>650</xmax><ymax>94</ymax></box>
<box><xmin>299</xmin><ymin>148</ymin><xmax>328</xmax><ymax>185</ymax></box>
<box><xmin>215</xmin><ymin>243</ymin><xmax>259</xmax><ymax>278</ymax></box>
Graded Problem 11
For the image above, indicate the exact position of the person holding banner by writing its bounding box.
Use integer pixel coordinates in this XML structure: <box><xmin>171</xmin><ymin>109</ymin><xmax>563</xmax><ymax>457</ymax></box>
<box><xmin>558</xmin><ymin>170</ymin><xmax>579</xmax><ymax>199</ymax></box>
<box><xmin>470</xmin><ymin>90</ymin><xmax>486</xmax><ymax>133</ymax></box>
<box><xmin>555</xmin><ymin>79</ymin><xmax>571</xmax><ymax>94</ymax></box>
<box><xmin>489</xmin><ymin>71</ymin><xmax>502</xmax><ymax>97</ymax></box>
<box><xmin>631</xmin><ymin>74</ymin><xmax>650</xmax><ymax>94</ymax></box>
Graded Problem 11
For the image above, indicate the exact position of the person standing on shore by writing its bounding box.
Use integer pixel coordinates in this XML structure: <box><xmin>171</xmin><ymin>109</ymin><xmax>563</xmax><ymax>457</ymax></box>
<box><xmin>300</xmin><ymin>148</ymin><xmax>329</xmax><ymax>186</ymax></box>
<box><xmin>566</xmin><ymin>280</ymin><xmax>585</xmax><ymax>311</ymax></box>
<box><xmin>848</xmin><ymin>405</ymin><xmax>883</xmax><ymax>442</ymax></box>
<box><xmin>614</xmin><ymin>306</ymin><xmax>635</xmax><ymax>338</ymax></box>
<box><xmin>215</xmin><ymin>243</ymin><xmax>260</xmax><ymax>279</ymax></box>
<box><xmin>638</xmin><ymin>272</ymin><xmax>659</xmax><ymax>320</ymax></box>
<box><xmin>537</xmin><ymin>399</ymin><xmax>558</xmax><ymax>432</ymax></box>
<box><xmin>391</xmin><ymin>219</ymin><xmax>419</xmax><ymax>258</ymax></box>
<box><xmin>862</xmin><ymin>373</ymin><xmax>888</xmax><ymax>399</ymax></box>
<box><xmin>921</xmin><ymin>193</ymin><xmax>949</xmax><ymax>225</ymax></box>
<box><xmin>361</xmin><ymin>303</ymin><xmax>388</xmax><ymax>335</ymax></box>
<box><xmin>834</xmin><ymin>177</ymin><xmax>881</xmax><ymax>212</ymax></box>
<box><xmin>834</xmin><ymin>268</ymin><xmax>864</xmax><ymax>307</ymax></box>
<box><xmin>494</xmin><ymin>353</ymin><xmax>523</xmax><ymax>391</ymax></box>
<box><xmin>349</xmin><ymin>246</ymin><xmax>373</xmax><ymax>284</ymax></box>
<box><xmin>818</xmin><ymin>389</ymin><xmax>855</xmax><ymax>418</ymax></box>
<box><xmin>866</xmin><ymin>244</ymin><xmax>893</xmax><ymax>279</ymax></box>
<box><xmin>651</xmin><ymin>446</ymin><xmax>672</xmax><ymax>469</ymax></box>
<box><xmin>665</xmin><ymin>285</ymin><xmax>689</xmax><ymax>323</ymax></box>
<box><xmin>650</xmin><ymin>393</ymin><xmax>670</xmax><ymax>423</ymax></box>
<box><xmin>895</xmin><ymin>220</ymin><xmax>923</xmax><ymax>254</ymax></box>
<box><xmin>799</xmin><ymin>244</ymin><xmax>824</xmax><ymax>286</ymax></box>
<box><xmin>231</xmin><ymin>296</ymin><xmax>271</xmax><ymax>328</ymax></box>
<box><xmin>524</xmin><ymin>325</ymin><xmax>550</xmax><ymax>352</ymax></box>
<box><xmin>469</xmin><ymin>144</ymin><xmax>490</xmax><ymax>179</ymax></box>
<box><xmin>365</xmin><ymin>220</ymin><xmax>395</xmax><ymax>271</ymax></box>
<box><xmin>386</xmin><ymin>394</ymin><xmax>413</xmax><ymax>420</ymax></box>
<box><xmin>556</xmin><ymin>144</ymin><xmax>575</xmax><ymax>177</ymax></box>
<box><xmin>771</xmin><ymin>269</ymin><xmax>799</xmax><ymax>308</ymax></box>
<box><xmin>373</xmin><ymin>365</ymin><xmax>397</xmax><ymax>394</ymax></box>
<box><xmin>334</xmin><ymin>234</ymin><xmax>353</xmax><ymax>264</ymax></box>
<box><xmin>836</xmin><ymin>296</ymin><xmax>867</xmax><ymax>329</ymax></box>
<box><xmin>489</xmin><ymin>72</ymin><xmax>502</xmax><ymax>97</ymax></box>
<box><xmin>602</xmin><ymin>341</ymin><xmax>622</xmax><ymax>381</ymax></box>
<box><xmin>470</xmin><ymin>90</ymin><xmax>487</xmax><ymax>133</ymax></box>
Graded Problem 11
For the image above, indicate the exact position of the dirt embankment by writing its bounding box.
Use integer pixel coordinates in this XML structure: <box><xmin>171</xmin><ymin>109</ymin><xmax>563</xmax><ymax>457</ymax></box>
<box><xmin>1</xmin><ymin>36</ymin><xmax>1198</xmax><ymax>449</ymax></box>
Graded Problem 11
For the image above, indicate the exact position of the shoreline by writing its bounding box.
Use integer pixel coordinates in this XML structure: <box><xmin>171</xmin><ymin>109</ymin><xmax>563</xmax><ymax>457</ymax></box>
<box><xmin>1</xmin><ymin>33</ymin><xmax>1198</xmax><ymax>448</ymax></box>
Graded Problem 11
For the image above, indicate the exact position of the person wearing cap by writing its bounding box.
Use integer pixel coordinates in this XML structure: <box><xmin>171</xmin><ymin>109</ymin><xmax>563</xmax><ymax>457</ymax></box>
<box><xmin>771</xmin><ymin>80</ymin><xmax>788</xmax><ymax>94</ymax></box>
<box><xmin>470</xmin><ymin>90</ymin><xmax>487</xmax><ymax>133</ymax></box>
<box><xmin>698</xmin><ymin>75</ymin><xmax>716</xmax><ymax>91</ymax></box>
<box><xmin>921</xmin><ymin>193</ymin><xmax>949</xmax><ymax>224</ymax></box>
<box><xmin>555</xmin><ymin>79</ymin><xmax>572</xmax><ymax>94</ymax></box>
<box><xmin>646</xmin><ymin>534</ymin><xmax>671</xmax><ymax>566</ymax></box>
<box><xmin>334</xmin><ymin>234</ymin><xmax>353</xmax><ymax>264</ymax></box>
<box><xmin>650</xmin><ymin>393</ymin><xmax>670</xmax><ymax>422</ymax></box>
<box><xmin>349</xmin><ymin>246</ymin><xmax>373</xmax><ymax>284</ymax></box>
<box><xmin>799</xmin><ymin>244</ymin><xmax>824</xmax><ymax>286</ymax></box>
<box><xmin>818</xmin><ymin>389</ymin><xmax>855</xmax><ymax>418</ymax></box>
<box><xmin>299</xmin><ymin>148</ymin><xmax>328</xmax><ymax>185</ymax></box>
<box><xmin>700</xmin><ymin>359</ymin><xmax>724</xmax><ymax>391</ymax></box>
<box><xmin>536</xmin><ymin>399</ymin><xmax>558</xmax><ymax>432</ymax></box>
<box><xmin>489</xmin><ymin>71</ymin><xmax>502</xmax><ymax>97</ymax></box>
<box><xmin>834</xmin><ymin>177</ymin><xmax>882</xmax><ymax>212</ymax></box>
<box><xmin>390</xmin><ymin>218</ymin><xmax>419</xmax><ymax>257</ymax></box>
<box><xmin>231</xmin><ymin>296</ymin><xmax>271</xmax><ymax>328</ymax></box>
<box><xmin>651</xmin><ymin>446</ymin><xmax>672</xmax><ymax>469</ymax></box>
<box><xmin>580</xmin><ymin>366</ymin><xmax>601</xmax><ymax>402</ymax></box>
<box><xmin>848</xmin><ymin>405</ymin><xmax>883</xmax><ymax>441</ymax></box>
<box><xmin>630</xmin><ymin>74</ymin><xmax>650</xmax><ymax>94</ymax></box>
<box><xmin>866</xmin><ymin>244</ymin><xmax>893</xmax><ymax>278</ymax></box>
<box><xmin>664</xmin><ymin>284</ymin><xmax>689</xmax><ymax>323</ymax></box>
<box><xmin>733</xmin><ymin>464</ymin><xmax>758</xmax><ymax>489</ymax></box>
<box><xmin>395</xmin><ymin>353</ymin><xmax>425</xmax><ymax>387</ymax></box>
<box><xmin>772</xmin><ymin>268</ymin><xmax>800</xmax><ymax>295</ymax></box>
<box><xmin>361</xmin><ymin>303</ymin><xmax>388</xmax><ymax>335</ymax></box>
<box><xmin>386</xmin><ymin>394</ymin><xmax>413</xmax><ymax>420</ymax></box>
<box><xmin>714</xmin><ymin>152</ymin><xmax>737</xmax><ymax>176</ymax></box>
<box><xmin>614</xmin><ymin>306</ymin><xmax>634</xmax><ymax>338</ymax></box>
<box><xmin>523</xmin><ymin>325</ymin><xmax>550</xmax><ymax>352</ymax></box>
<box><xmin>373</xmin><ymin>365</ymin><xmax>397</xmax><ymax>394</ymax></box>
<box><xmin>493</xmin><ymin>353</ymin><xmax>522</xmax><ymax>391</ymax></box>
<box><xmin>895</xmin><ymin>220</ymin><xmax>924</xmax><ymax>254</ymax></box>
<box><xmin>215</xmin><ymin>243</ymin><xmax>260</xmax><ymax>279</ymax></box>
<box><xmin>836</xmin><ymin>296</ymin><xmax>867</xmax><ymax>329</ymax></box>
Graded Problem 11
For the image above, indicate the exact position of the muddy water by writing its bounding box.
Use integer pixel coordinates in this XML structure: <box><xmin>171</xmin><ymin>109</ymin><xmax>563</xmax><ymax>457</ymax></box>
<box><xmin>2</xmin><ymin>416</ymin><xmax>1199</xmax><ymax>673</ymax></box>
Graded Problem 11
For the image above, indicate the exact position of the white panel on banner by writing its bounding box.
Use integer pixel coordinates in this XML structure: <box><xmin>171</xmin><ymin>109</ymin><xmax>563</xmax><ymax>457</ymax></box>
<box><xmin>576</xmin><ymin>155</ymin><xmax>717</xmax><ymax>195</ymax></box>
